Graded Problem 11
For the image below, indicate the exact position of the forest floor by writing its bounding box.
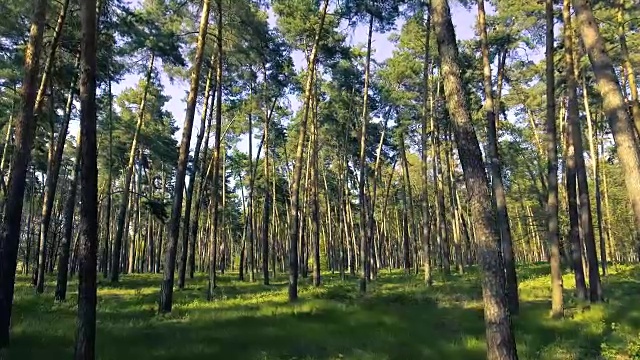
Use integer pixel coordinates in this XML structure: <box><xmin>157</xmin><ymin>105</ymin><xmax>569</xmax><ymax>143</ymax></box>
<box><xmin>6</xmin><ymin>263</ymin><xmax>640</xmax><ymax>359</ymax></box>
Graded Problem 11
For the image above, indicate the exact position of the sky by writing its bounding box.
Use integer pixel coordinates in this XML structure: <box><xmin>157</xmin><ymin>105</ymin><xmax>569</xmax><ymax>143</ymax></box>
<box><xmin>108</xmin><ymin>3</ymin><xmax>481</xmax><ymax>155</ymax></box>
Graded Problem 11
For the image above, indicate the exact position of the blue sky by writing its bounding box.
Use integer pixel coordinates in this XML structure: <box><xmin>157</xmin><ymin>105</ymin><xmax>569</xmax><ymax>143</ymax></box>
<box><xmin>109</xmin><ymin>3</ymin><xmax>481</xmax><ymax>154</ymax></box>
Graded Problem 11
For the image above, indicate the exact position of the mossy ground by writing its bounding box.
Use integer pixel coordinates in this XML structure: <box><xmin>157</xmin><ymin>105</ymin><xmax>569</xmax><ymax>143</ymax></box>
<box><xmin>6</xmin><ymin>264</ymin><xmax>640</xmax><ymax>359</ymax></box>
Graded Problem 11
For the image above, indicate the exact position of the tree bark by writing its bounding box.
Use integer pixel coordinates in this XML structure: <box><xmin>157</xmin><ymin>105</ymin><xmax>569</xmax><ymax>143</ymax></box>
<box><xmin>546</xmin><ymin>0</ymin><xmax>564</xmax><ymax>319</ymax></box>
<box><xmin>564</xmin><ymin>0</ymin><xmax>601</xmax><ymax>302</ymax></box>
<box><xmin>421</xmin><ymin>11</ymin><xmax>433</xmax><ymax>286</ymax></box>
<box><xmin>74</xmin><ymin>0</ymin><xmax>98</xmax><ymax>355</ymax></box>
<box><xmin>573</xmin><ymin>0</ymin><xmax>640</xmax><ymax>237</ymax></box>
<box><xmin>0</xmin><ymin>0</ymin><xmax>47</xmax><ymax>349</ymax></box>
<box><xmin>431</xmin><ymin>0</ymin><xmax>518</xmax><ymax>357</ymax></box>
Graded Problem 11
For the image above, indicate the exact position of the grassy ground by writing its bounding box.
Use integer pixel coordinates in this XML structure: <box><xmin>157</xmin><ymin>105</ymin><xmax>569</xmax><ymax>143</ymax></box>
<box><xmin>5</xmin><ymin>264</ymin><xmax>640</xmax><ymax>359</ymax></box>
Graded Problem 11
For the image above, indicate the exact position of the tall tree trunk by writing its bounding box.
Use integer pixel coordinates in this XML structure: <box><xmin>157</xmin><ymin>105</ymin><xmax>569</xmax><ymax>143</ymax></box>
<box><xmin>288</xmin><ymin>0</ymin><xmax>329</xmax><ymax>302</ymax></box>
<box><xmin>103</xmin><ymin>58</ymin><xmax>114</xmax><ymax>279</ymax></box>
<box><xmin>564</xmin><ymin>96</ymin><xmax>588</xmax><ymax>301</ymax></box>
<box><xmin>55</xmin><ymin>135</ymin><xmax>81</xmax><ymax>301</ymax></box>
<box><xmin>0</xmin><ymin>0</ymin><xmax>47</xmax><ymax>349</ymax></box>
<box><xmin>190</xmin><ymin>77</ymin><xmax>216</xmax><ymax>280</ymax></box>
<box><xmin>477</xmin><ymin>0</ymin><xmax>519</xmax><ymax>314</ymax></box>
<box><xmin>36</xmin><ymin>81</ymin><xmax>75</xmax><ymax>293</ymax></box>
<box><xmin>312</xmin><ymin>88</ymin><xmax>321</xmax><ymax>287</ymax></box>
<box><xmin>159</xmin><ymin>0</ymin><xmax>211</xmax><ymax>313</ymax></box>
<box><xmin>572</xmin><ymin>0</ymin><xmax>640</xmax><ymax>237</ymax></box>
<box><xmin>179</xmin><ymin>57</ymin><xmax>215</xmax><ymax>289</ymax></box>
<box><xmin>546</xmin><ymin>0</ymin><xmax>564</xmax><ymax>319</ymax></box>
<box><xmin>207</xmin><ymin>0</ymin><xmax>223</xmax><ymax>299</ymax></box>
<box><xmin>357</xmin><ymin>13</ymin><xmax>374</xmax><ymax>293</ymax></box>
<box><xmin>248</xmin><ymin>111</ymin><xmax>255</xmax><ymax>282</ymax></box>
<box><xmin>564</xmin><ymin>0</ymin><xmax>601</xmax><ymax>302</ymax></box>
<box><xmin>74</xmin><ymin>0</ymin><xmax>98</xmax><ymax>355</ymax></box>
<box><xmin>434</xmin><ymin>113</ymin><xmax>450</xmax><ymax>274</ymax></box>
<box><xmin>262</xmin><ymin>86</ymin><xmax>273</xmax><ymax>285</ymax></box>
<box><xmin>431</xmin><ymin>0</ymin><xmax>518</xmax><ymax>357</ymax></box>
<box><xmin>111</xmin><ymin>53</ymin><xmax>154</xmax><ymax>282</ymax></box>
<box><xmin>583</xmin><ymin>80</ymin><xmax>607</xmax><ymax>275</ymax></box>
<box><xmin>421</xmin><ymin>10</ymin><xmax>433</xmax><ymax>286</ymax></box>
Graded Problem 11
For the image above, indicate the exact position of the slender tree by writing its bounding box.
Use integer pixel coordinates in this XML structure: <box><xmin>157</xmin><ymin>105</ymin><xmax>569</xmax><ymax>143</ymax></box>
<box><xmin>477</xmin><ymin>0</ymin><xmax>519</xmax><ymax>314</ymax></box>
<box><xmin>546</xmin><ymin>0</ymin><xmax>564</xmax><ymax>319</ymax></box>
<box><xmin>160</xmin><ymin>0</ymin><xmax>211</xmax><ymax>313</ymax></box>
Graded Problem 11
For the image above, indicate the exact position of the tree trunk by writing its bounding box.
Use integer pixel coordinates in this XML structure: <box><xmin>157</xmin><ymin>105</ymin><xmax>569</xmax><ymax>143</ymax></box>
<box><xmin>179</xmin><ymin>57</ymin><xmax>215</xmax><ymax>289</ymax></box>
<box><xmin>564</xmin><ymin>0</ymin><xmax>601</xmax><ymax>301</ymax></box>
<box><xmin>74</xmin><ymin>0</ymin><xmax>98</xmax><ymax>355</ymax></box>
<box><xmin>208</xmin><ymin>0</ymin><xmax>224</xmax><ymax>299</ymax></box>
<box><xmin>573</xmin><ymin>0</ymin><xmax>640</xmax><ymax>237</ymax></box>
<box><xmin>288</xmin><ymin>0</ymin><xmax>329</xmax><ymax>302</ymax></box>
<box><xmin>111</xmin><ymin>53</ymin><xmax>154</xmax><ymax>282</ymax></box>
<box><xmin>357</xmin><ymin>13</ymin><xmax>374</xmax><ymax>293</ymax></box>
<box><xmin>582</xmin><ymin>78</ymin><xmax>607</xmax><ymax>275</ymax></box>
<box><xmin>36</xmin><ymin>81</ymin><xmax>75</xmax><ymax>293</ymax></box>
<box><xmin>0</xmin><ymin>0</ymin><xmax>47</xmax><ymax>349</ymax></box>
<box><xmin>35</xmin><ymin>0</ymin><xmax>69</xmax><ymax>114</ymax></box>
<box><xmin>312</xmin><ymin>87</ymin><xmax>321</xmax><ymax>287</ymax></box>
<box><xmin>477</xmin><ymin>0</ymin><xmax>519</xmax><ymax>314</ymax></box>
<box><xmin>55</xmin><ymin>134</ymin><xmax>81</xmax><ymax>301</ymax></box>
<box><xmin>103</xmin><ymin>58</ymin><xmax>114</xmax><ymax>279</ymax></box>
<box><xmin>545</xmin><ymin>0</ymin><xmax>565</xmax><ymax>319</ymax></box>
<box><xmin>421</xmin><ymin>11</ymin><xmax>433</xmax><ymax>286</ymax></box>
<box><xmin>431</xmin><ymin>0</ymin><xmax>518</xmax><ymax>357</ymax></box>
<box><xmin>159</xmin><ymin>0</ymin><xmax>211</xmax><ymax>313</ymax></box>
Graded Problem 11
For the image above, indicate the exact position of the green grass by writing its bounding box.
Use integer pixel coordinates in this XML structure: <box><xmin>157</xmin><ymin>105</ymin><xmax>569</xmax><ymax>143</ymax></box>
<box><xmin>5</xmin><ymin>264</ymin><xmax>640</xmax><ymax>359</ymax></box>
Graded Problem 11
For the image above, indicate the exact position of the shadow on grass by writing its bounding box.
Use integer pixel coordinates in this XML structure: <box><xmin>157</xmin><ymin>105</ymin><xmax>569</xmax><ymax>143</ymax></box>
<box><xmin>6</xmin><ymin>266</ymin><xmax>640</xmax><ymax>359</ymax></box>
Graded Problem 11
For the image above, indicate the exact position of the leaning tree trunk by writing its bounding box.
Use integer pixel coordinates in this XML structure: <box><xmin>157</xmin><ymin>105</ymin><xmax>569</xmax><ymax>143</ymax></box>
<box><xmin>431</xmin><ymin>0</ymin><xmax>518</xmax><ymax>358</ymax></box>
<box><xmin>34</xmin><ymin>0</ymin><xmax>69</xmax><ymax>114</ymax></box>
<box><xmin>178</xmin><ymin>56</ymin><xmax>215</xmax><ymax>289</ymax></box>
<box><xmin>0</xmin><ymin>0</ymin><xmax>47</xmax><ymax>349</ymax></box>
<box><xmin>74</xmin><ymin>0</ymin><xmax>98</xmax><ymax>356</ymax></box>
<box><xmin>189</xmin><ymin>84</ymin><xmax>215</xmax><ymax>279</ymax></box>
<box><xmin>111</xmin><ymin>53</ymin><xmax>154</xmax><ymax>282</ymax></box>
<box><xmin>477</xmin><ymin>0</ymin><xmax>519</xmax><ymax>314</ymax></box>
<box><xmin>546</xmin><ymin>0</ymin><xmax>564</xmax><ymax>319</ymax></box>
<box><xmin>287</xmin><ymin>0</ymin><xmax>329</xmax><ymax>302</ymax></box>
<box><xmin>572</xmin><ymin>0</ymin><xmax>640</xmax><ymax>239</ymax></box>
<box><xmin>36</xmin><ymin>79</ymin><xmax>76</xmax><ymax>294</ymax></box>
<box><xmin>159</xmin><ymin>0</ymin><xmax>211</xmax><ymax>314</ymax></box>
